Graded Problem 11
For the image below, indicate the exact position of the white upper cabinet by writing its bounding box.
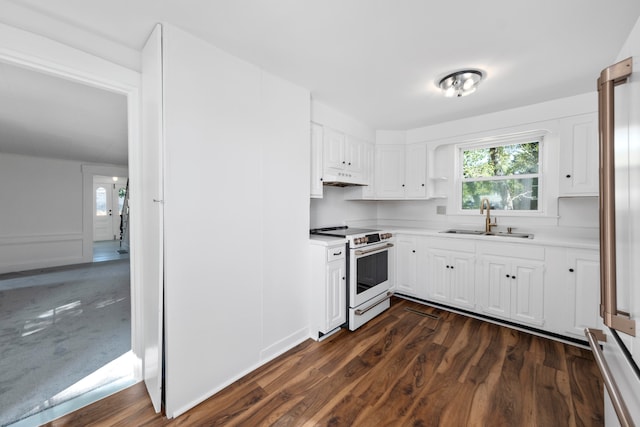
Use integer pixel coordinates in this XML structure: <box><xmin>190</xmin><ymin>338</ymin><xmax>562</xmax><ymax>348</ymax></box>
<box><xmin>345</xmin><ymin>135</ymin><xmax>364</xmax><ymax>174</ymax></box>
<box><xmin>559</xmin><ymin>113</ymin><xmax>599</xmax><ymax>196</ymax></box>
<box><xmin>323</xmin><ymin>127</ymin><xmax>346</xmax><ymax>171</ymax></box>
<box><xmin>322</xmin><ymin>127</ymin><xmax>366</xmax><ymax>185</ymax></box>
<box><xmin>375</xmin><ymin>144</ymin><xmax>405</xmax><ymax>198</ymax></box>
<box><xmin>310</xmin><ymin>122</ymin><xmax>324</xmax><ymax>198</ymax></box>
<box><xmin>375</xmin><ymin>143</ymin><xmax>428</xmax><ymax>199</ymax></box>
<box><xmin>405</xmin><ymin>143</ymin><xmax>428</xmax><ymax>198</ymax></box>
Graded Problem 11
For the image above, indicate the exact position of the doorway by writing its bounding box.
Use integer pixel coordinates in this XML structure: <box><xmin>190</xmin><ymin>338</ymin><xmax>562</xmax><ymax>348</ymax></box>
<box><xmin>0</xmin><ymin>25</ymin><xmax>147</xmax><ymax>427</ymax></box>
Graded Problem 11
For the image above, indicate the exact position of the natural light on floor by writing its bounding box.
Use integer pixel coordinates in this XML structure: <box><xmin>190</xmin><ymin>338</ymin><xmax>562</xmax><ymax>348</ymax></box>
<box><xmin>10</xmin><ymin>351</ymin><xmax>136</xmax><ymax>427</ymax></box>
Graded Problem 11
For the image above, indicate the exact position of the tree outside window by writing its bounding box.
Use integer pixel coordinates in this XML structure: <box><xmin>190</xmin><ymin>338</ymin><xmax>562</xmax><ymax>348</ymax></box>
<box><xmin>461</xmin><ymin>140</ymin><xmax>540</xmax><ymax>211</ymax></box>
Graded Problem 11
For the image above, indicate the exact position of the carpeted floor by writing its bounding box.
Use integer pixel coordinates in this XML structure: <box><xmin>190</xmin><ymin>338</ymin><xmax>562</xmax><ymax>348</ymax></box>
<box><xmin>0</xmin><ymin>259</ymin><xmax>131</xmax><ymax>426</ymax></box>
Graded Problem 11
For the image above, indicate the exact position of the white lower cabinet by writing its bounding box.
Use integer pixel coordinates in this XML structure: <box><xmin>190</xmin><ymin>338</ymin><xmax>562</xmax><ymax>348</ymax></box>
<box><xmin>395</xmin><ymin>234</ymin><xmax>427</xmax><ymax>298</ymax></box>
<box><xmin>565</xmin><ymin>249</ymin><xmax>600</xmax><ymax>336</ymax></box>
<box><xmin>426</xmin><ymin>238</ymin><xmax>475</xmax><ymax>309</ymax></box>
<box><xmin>393</xmin><ymin>234</ymin><xmax>600</xmax><ymax>342</ymax></box>
<box><xmin>476</xmin><ymin>243</ymin><xmax>545</xmax><ymax>327</ymax></box>
<box><xmin>310</xmin><ymin>241</ymin><xmax>347</xmax><ymax>338</ymax></box>
<box><xmin>546</xmin><ymin>247</ymin><xmax>601</xmax><ymax>339</ymax></box>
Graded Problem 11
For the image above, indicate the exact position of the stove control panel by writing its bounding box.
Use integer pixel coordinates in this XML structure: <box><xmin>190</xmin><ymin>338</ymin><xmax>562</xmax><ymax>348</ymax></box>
<box><xmin>351</xmin><ymin>232</ymin><xmax>393</xmax><ymax>247</ymax></box>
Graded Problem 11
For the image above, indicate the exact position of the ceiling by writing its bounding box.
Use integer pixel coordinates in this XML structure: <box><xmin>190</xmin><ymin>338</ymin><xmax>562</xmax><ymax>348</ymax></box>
<box><xmin>0</xmin><ymin>61</ymin><xmax>128</xmax><ymax>165</ymax></box>
<box><xmin>1</xmin><ymin>0</ymin><xmax>640</xmax><ymax>163</ymax></box>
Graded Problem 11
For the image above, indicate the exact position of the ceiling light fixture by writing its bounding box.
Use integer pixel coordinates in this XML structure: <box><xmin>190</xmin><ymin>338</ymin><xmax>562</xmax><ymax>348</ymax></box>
<box><xmin>438</xmin><ymin>69</ymin><xmax>483</xmax><ymax>98</ymax></box>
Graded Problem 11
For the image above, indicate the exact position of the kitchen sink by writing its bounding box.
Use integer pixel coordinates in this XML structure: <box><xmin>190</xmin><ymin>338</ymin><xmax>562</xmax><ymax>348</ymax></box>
<box><xmin>440</xmin><ymin>229</ymin><xmax>534</xmax><ymax>239</ymax></box>
<box><xmin>440</xmin><ymin>229</ymin><xmax>485</xmax><ymax>235</ymax></box>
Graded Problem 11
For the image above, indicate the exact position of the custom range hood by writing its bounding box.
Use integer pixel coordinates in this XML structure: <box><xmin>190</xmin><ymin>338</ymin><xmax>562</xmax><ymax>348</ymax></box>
<box><xmin>322</xmin><ymin>171</ymin><xmax>368</xmax><ymax>187</ymax></box>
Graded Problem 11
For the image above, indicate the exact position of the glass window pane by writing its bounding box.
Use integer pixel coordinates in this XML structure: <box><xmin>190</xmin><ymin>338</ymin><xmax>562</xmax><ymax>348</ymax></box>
<box><xmin>462</xmin><ymin>178</ymin><xmax>538</xmax><ymax>211</ymax></box>
<box><xmin>463</xmin><ymin>142</ymin><xmax>539</xmax><ymax>178</ymax></box>
<box><xmin>96</xmin><ymin>187</ymin><xmax>107</xmax><ymax>216</ymax></box>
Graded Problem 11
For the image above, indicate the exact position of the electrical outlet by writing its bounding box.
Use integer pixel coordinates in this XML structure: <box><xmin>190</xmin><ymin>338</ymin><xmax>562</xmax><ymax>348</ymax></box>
<box><xmin>436</xmin><ymin>205</ymin><xmax>446</xmax><ymax>215</ymax></box>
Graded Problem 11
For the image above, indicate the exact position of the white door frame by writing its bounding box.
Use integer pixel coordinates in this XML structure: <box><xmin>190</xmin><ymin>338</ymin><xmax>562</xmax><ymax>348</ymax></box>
<box><xmin>0</xmin><ymin>22</ymin><xmax>145</xmax><ymax>381</ymax></box>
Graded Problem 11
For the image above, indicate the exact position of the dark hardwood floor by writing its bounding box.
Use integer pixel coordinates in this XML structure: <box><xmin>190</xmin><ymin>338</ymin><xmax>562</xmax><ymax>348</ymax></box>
<box><xmin>46</xmin><ymin>298</ymin><xmax>603</xmax><ymax>426</ymax></box>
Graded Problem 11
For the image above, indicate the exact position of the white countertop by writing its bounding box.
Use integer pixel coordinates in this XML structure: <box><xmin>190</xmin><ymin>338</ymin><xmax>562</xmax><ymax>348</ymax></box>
<box><xmin>386</xmin><ymin>226</ymin><xmax>599</xmax><ymax>250</ymax></box>
<box><xmin>309</xmin><ymin>234</ymin><xmax>347</xmax><ymax>246</ymax></box>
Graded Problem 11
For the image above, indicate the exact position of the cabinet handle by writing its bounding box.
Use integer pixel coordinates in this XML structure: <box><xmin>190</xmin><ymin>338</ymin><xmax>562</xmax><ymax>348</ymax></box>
<box><xmin>422</xmin><ymin>183</ymin><xmax>425</xmax><ymax>187</ymax></box>
<box><xmin>446</xmin><ymin>265</ymin><xmax>450</xmax><ymax>269</ymax></box>
<box><xmin>506</xmin><ymin>274</ymin><xmax>510</xmax><ymax>278</ymax></box>
<box><xmin>450</xmin><ymin>266</ymin><xmax>454</xmax><ymax>269</ymax></box>
<box><xmin>342</xmin><ymin>161</ymin><xmax>346</xmax><ymax>164</ymax></box>
<box><xmin>512</xmin><ymin>276</ymin><xmax>516</xmax><ymax>279</ymax></box>
<box><xmin>333</xmin><ymin>251</ymin><xmax>342</xmax><ymax>256</ymax></box>
<box><xmin>569</xmin><ymin>268</ymin><xmax>574</xmax><ymax>272</ymax></box>
<box><xmin>348</xmin><ymin>162</ymin><xmax>351</xmax><ymax>165</ymax></box>
<box><xmin>412</xmin><ymin>250</ymin><xmax>416</xmax><ymax>253</ymax></box>
<box><xmin>566</xmin><ymin>174</ymin><xmax>571</xmax><ymax>178</ymax></box>
<box><xmin>402</xmin><ymin>184</ymin><xmax>405</xmax><ymax>187</ymax></box>
<box><xmin>342</xmin><ymin>277</ymin><xmax>345</xmax><ymax>280</ymax></box>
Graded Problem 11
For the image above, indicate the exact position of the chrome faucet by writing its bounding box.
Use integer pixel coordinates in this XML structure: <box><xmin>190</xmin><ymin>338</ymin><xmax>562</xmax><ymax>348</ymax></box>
<box><xmin>479</xmin><ymin>198</ymin><xmax>496</xmax><ymax>232</ymax></box>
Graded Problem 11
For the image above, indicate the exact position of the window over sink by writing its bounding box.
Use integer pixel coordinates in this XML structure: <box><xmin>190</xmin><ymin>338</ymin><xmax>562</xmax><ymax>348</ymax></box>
<box><xmin>458</xmin><ymin>136</ymin><xmax>543</xmax><ymax>213</ymax></box>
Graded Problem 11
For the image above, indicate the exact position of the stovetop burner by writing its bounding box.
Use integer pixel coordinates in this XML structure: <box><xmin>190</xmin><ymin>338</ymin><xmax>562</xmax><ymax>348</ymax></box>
<box><xmin>310</xmin><ymin>226</ymin><xmax>380</xmax><ymax>237</ymax></box>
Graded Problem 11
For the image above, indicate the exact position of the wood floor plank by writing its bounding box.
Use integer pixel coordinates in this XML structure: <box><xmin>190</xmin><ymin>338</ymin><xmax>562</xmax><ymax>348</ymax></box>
<box><xmin>46</xmin><ymin>298</ymin><xmax>604</xmax><ymax>427</ymax></box>
<box><xmin>534</xmin><ymin>364</ymin><xmax>573</xmax><ymax>426</ymax></box>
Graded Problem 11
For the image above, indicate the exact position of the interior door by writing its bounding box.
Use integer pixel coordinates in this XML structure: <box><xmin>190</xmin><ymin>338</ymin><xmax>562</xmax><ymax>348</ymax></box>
<box><xmin>93</xmin><ymin>182</ymin><xmax>114</xmax><ymax>241</ymax></box>
<box><xmin>141</xmin><ymin>23</ymin><xmax>164</xmax><ymax>413</ymax></box>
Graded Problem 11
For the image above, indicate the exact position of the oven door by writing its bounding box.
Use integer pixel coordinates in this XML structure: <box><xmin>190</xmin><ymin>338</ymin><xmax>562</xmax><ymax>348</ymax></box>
<box><xmin>349</xmin><ymin>241</ymin><xmax>393</xmax><ymax>307</ymax></box>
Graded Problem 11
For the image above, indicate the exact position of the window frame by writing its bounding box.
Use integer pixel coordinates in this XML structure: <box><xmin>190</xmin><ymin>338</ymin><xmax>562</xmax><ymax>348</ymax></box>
<box><xmin>455</xmin><ymin>132</ymin><xmax>546</xmax><ymax>216</ymax></box>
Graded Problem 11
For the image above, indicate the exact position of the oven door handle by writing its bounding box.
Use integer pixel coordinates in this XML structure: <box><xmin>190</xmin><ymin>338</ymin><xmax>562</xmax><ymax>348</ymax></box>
<box><xmin>354</xmin><ymin>243</ymin><xmax>394</xmax><ymax>256</ymax></box>
<box><xmin>355</xmin><ymin>291</ymin><xmax>393</xmax><ymax>316</ymax></box>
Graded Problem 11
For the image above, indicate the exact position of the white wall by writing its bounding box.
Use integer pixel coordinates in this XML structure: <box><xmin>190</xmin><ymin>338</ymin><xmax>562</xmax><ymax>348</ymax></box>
<box><xmin>310</xmin><ymin>185</ymin><xmax>378</xmax><ymax>228</ymax></box>
<box><xmin>160</xmin><ymin>24</ymin><xmax>310</xmax><ymax>418</ymax></box>
<box><xmin>312</xmin><ymin>99</ymin><xmax>375</xmax><ymax>142</ymax></box>
<box><xmin>0</xmin><ymin>153</ymin><xmax>127</xmax><ymax>273</ymax></box>
<box><xmin>0</xmin><ymin>153</ymin><xmax>83</xmax><ymax>272</ymax></box>
<box><xmin>617</xmin><ymin>15</ymin><xmax>640</xmax><ymax>60</ymax></box>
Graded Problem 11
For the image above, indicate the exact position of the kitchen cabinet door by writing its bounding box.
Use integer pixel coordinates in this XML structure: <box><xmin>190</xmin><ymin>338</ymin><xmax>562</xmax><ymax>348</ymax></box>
<box><xmin>479</xmin><ymin>256</ymin><xmax>512</xmax><ymax>319</ymax></box>
<box><xmin>311</xmin><ymin>242</ymin><xmax>347</xmax><ymax>337</ymax></box>
<box><xmin>565</xmin><ymin>249</ymin><xmax>601</xmax><ymax>338</ymax></box>
<box><xmin>559</xmin><ymin>113</ymin><xmax>598</xmax><ymax>196</ymax></box>
<box><xmin>323</xmin><ymin>127</ymin><xmax>346</xmax><ymax>172</ymax></box>
<box><xmin>396</xmin><ymin>235</ymin><xmax>419</xmax><ymax>297</ymax></box>
<box><xmin>310</xmin><ymin>122</ymin><xmax>324</xmax><ymax>198</ymax></box>
<box><xmin>449</xmin><ymin>253</ymin><xmax>475</xmax><ymax>309</ymax></box>
<box><xmin>479</xmin><ymin>255</ymin><xmax>544</xmax><ymax>326</ymax></box>
<box><xmin>343</xmin><ymin>141</ymin><xmax>376</xmax><ymax>200</ymax></box>
<box><xmin>427</xmin><ymin>247</ymin><xmax>475</xmax><ymax>309</ymax></box>
<box><xmin>428</xmin><ymin>249</ymin><xmax>451</xmax><ymax>303</ymax></box>
<box><xmin>510</xmin><ymin>260</ymin><xmax>545</xmax><ymax>326</ymax></box>
<box><xmin>325</xmin><ymin>258</ymin><xmax>346</xmax><ymax>332</ymax></box>
<box><xmin>345</xmin><ymin>135</ymin><xmax>364</xmax><ymax>175</ymax></box>
<box><xmin>375</xmin><ymin>145</ymin><xmax>405</xmax><ymax>198</ymax></box>
<box><xmin>405</xmin><ymin>143</ymin><xmax>427</xmax><ymax>198</ymax></box>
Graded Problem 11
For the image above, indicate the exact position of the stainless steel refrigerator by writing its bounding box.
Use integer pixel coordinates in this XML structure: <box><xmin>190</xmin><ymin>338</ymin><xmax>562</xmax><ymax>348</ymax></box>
<box><xmin>587</xmin><ymin>56</ymin><xmax>640</xmax><ymax>426</ymax></box>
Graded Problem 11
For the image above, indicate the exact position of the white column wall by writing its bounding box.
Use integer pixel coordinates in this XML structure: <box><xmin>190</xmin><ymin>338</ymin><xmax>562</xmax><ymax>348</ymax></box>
<box><xmin>161</xmin><ymin>24</ymin><xmax>310</xmax><ymax>417</ymax></box>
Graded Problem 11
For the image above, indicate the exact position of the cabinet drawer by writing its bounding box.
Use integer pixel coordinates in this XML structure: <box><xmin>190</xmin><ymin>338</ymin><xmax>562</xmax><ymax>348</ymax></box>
<box><xmin>327</xmin><ymin>246</ymin><xmax>346</xmax><ymax>262</ymax></box>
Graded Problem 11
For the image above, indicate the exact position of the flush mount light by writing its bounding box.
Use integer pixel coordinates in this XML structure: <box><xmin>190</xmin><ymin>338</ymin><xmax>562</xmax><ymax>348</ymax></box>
<box><xmin>438</xmin><ymin>69</ymin><xmax>483</xmax><ymax>98</ymax></box>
